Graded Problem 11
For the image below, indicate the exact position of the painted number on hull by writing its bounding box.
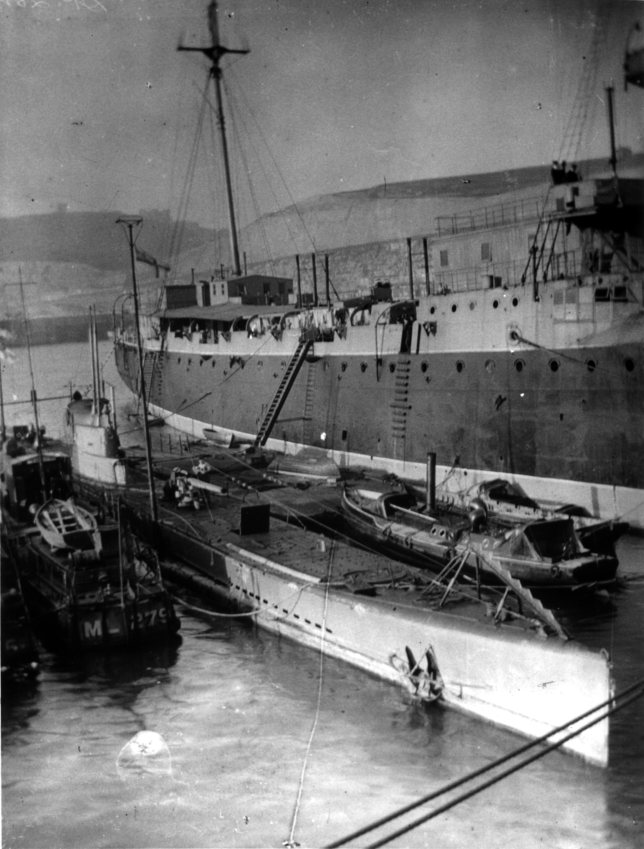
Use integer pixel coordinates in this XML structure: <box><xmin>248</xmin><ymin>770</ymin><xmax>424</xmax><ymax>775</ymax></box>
<box><xmin>130</xmin><ymin>607</ymin><xmax>168</xmax><ymax>630</ymax></box>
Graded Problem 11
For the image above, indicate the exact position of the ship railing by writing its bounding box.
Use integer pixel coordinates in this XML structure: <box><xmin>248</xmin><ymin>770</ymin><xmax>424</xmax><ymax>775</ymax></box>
<box><xmin>432</xmin><ymin>251</ymin><xmax>583</xmax><ymax>294</ymax></box>
<box><xmin>436</xmin><ymin>195</ymin><xmax>546</xmax><ymax>236</ymax></box>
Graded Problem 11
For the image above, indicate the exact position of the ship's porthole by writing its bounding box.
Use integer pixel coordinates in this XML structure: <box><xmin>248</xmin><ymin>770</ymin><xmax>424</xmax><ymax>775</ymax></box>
<box><xmin>485</xmin><ymin>359</ymin><xmax>495</xmax><ymax>373</ymax></box>
<box><xmin>512</xmin><ymin>297</ymin><xmax>519</xmax><ymax>307</ymax></box>
<box><xmin>361</xmin><ymin>362</ymin><xmax>368</xmax><ymax>372</ymax></box>
<box><xmin>456</xmin><ymin>360</ymin><xmax>465</xmax><ymax>373</ymax></box>
<box><xmin>624</xmin><ymin>357</ymin><xmax>635</xmax><ymax>372</ymax></box>
<box><xmin>389</xmin><ymin>363</ymin><xmax>396</xmax><ymax>373</ymax></box>
<box><xmin>492</xmin><ymin>299</ymin><xmax>499</xmax><ymax>309</ymax></box>
<box><xmin>514</xmin><ymin>359</ymin><xmax>525</xmax><ymax>372</ymax></box>
<box><xmin>188</xmin><ymin>359</ymin><xmax>192</xmax><ymax>365</ymax></box>
<box><xmin>549</xmin><ymin>359</ymin><xmax>560</xmax><ymax>372</ymax></box>
<box><xmin>586</xmin><ymin>359</ymin><xmax>596</xmax><ymax>372</ymax></box>
<box><xmin>421</xmin><ymin>362</ymin><xmax>428</xmax><ymax>373</ymax></box>
<box><xmin>341</xmin><ymin>362</ymin><xmax>348</xmax><ymax>372</ymax></box>
<box><xmin>469</xmin><ymin>301</ymin><xmax>476</xmax><ymax>310</ymax></box>
<box><xmin>177</xmin><ymin>357</ymin><xmax>181</xmax><ymax>364</ymax></box>
<box><xmin>430</xmin><ymin>306</ymin><xmax>436</xmax><ymax>315</ymax></box>
<box><xmin>212</xmin><ymin>360</ymin><xmax>216</xmax><ymax>367</ymax></box>
<box><xmin>451</xmin><ymin>304</ymin><xmax>457</xmax><ymax>313</ymax></box>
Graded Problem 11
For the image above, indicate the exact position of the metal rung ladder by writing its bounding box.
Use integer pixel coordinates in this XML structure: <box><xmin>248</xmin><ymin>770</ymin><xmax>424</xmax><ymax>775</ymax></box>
<box><xmin>254</xmin><ymin>338</ymin><xmax>313</xmax><ymax>447</ymax></box>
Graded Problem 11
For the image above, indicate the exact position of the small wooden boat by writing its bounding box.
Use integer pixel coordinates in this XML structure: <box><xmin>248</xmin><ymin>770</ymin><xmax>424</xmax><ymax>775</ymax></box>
<box><xmin>14</xmin><ymin>502</ymin><xmax>180</xmax><ymax>650</ymax></box>
<box><xmin>466</xmin><ymin>479</ymin><xmax>629</xmax><ymax>558</ymax></box>
<box><xmin>35</xmin><ymin>498</ymin><xmax>99</xmax><ymax>551</ymax></box>
<box><xmin>341</xmin><ymin>481</ymin><xmax>618</xmax><ymax>590</ymax></box>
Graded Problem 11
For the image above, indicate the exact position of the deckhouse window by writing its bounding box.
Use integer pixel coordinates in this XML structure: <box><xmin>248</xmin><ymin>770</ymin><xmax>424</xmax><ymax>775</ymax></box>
<box><xmin>481</xmin><ymin>242</ymin><xmax>491</xmax><ymax>261</ymax></box>
<box><xmin>440</xmin><ymin>250</ymin><xmax>449</xmax><ymax>267</ymax></box>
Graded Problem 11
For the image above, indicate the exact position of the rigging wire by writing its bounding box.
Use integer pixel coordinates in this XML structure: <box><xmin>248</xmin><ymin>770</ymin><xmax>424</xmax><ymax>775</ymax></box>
<box><xmin>221</xmin><ymin>78</ymin><xmax>277</xmax><ymax>273</ymax></box>
<box><xmin>226</xmin><ymin>64</ymin><xmax>321</xmax><ymax>254</ymax></box>
<box><xmin>166</xmin><ymin>77</ymin><xmax>211</xmax><ymax>279</ymax></box>
<box><xmin>325</xmin><ymin>677</ymin><xmax>644</xmax><ymax>848</ymax></box>
<box><xmin>556</xmin><ymin>1</ymin><xmax>610</xmax><ymax>168</ymax></box>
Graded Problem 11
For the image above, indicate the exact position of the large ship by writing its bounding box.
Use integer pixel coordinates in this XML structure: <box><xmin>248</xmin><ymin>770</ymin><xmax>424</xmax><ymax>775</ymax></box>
<box><xmin>115</xmin><ymin>4</ymin><xmax>644</xmax><ymax>531</ymax></box>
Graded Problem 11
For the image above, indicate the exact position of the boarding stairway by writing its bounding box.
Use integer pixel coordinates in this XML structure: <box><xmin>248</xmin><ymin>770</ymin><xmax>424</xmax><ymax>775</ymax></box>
<box><xmin>254</xmin><ymin>338</ymin><xmax>313</xmax><ymax>447</ymax></box>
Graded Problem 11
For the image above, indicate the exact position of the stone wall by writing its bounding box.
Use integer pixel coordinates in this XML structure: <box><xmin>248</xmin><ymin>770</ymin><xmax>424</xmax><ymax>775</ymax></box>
<box><xmin>246</xmin><ymin>235</ymin><xmax>433</xmax><ymax>302</ymax></box>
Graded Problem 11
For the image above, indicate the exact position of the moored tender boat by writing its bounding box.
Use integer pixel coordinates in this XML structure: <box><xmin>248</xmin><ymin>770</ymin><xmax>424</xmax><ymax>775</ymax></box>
<box><xmin>10</xmin><ymin>503</ymin><xmax>180</xmax><ymax>651</ymax></box>
<box><xmin>341</xmin><ymin>480</ymin><xmax>618</xmax><ymax>590</ymax></box>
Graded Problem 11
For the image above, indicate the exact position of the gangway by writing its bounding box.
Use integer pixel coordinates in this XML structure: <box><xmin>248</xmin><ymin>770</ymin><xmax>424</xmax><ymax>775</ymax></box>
<box><xmin>254</xmin><ymin>338</ymin><xmax>313</xmax><ymax>446</ymax></box>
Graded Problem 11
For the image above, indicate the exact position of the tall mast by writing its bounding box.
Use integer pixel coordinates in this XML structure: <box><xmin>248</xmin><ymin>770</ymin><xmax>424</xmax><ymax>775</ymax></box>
<box><xmin>18</xmin><ymin>268</ymin><xmax>47</xmax><ymax>501</ymax></box>
<box><xmin>179</xmin><ymin>1</ymin><xmax>249</xmax><ymax>277</ymax></box>
<box><xmin>605</xmin><ymin>84</ymin><xmax>618</xmax><ymax>181</ymax></box>
<box><xmin>117</xmin><ymin>216</ymin><xmax>158</xmax><ymax>524</ymax></box>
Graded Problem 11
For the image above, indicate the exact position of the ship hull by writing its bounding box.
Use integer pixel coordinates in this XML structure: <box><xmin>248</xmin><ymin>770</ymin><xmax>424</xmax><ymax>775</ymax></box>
<box><xmin>115</xmin><ymin>330</ymin><xmax>643</xmax><ymax>530</ymax></box>
<box><xmin>148</xmin><ymin>517</ymin><xmax>611</xmax><ymax>767</ymax></box>
<box><xmin>13</xmin><ymin>534</ymin><xmax>180</xmax><ymax>651</ymax></box>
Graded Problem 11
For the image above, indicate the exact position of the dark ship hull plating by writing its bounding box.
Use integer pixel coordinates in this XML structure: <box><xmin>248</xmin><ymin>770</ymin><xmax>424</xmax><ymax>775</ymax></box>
<box><xmin>115</xmin><ymin>264</ymin><xmax>643</xmax><ymax>530</ymax></box>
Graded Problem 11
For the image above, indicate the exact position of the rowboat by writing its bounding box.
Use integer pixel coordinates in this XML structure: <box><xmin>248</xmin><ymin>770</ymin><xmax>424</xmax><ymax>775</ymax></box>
<box><xmin>35</xmin><ymin>498</ymin><xmax>99</xmax><ymax>551</ymax></box>
<box><xmin>341</xmin><ymin>481</ymin><xmax>618</xmax><ymax>590</ymax></box>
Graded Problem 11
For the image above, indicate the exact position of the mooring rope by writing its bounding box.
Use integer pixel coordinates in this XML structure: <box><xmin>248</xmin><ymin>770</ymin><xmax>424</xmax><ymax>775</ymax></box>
<box><xmin>284</xmin><ymin>541</ymin><xmax>336</xmax><ymax>849</ymax></box>
<box><xmin>169</xmin><ymin>583</ymin><xmax>307</xmax><ymax>622</ymax></box>
<box><xmin>169</xmin><ymin>593</ymin><xmax>260</xmax><ymax>619</ymax></box>
<box><xmin>325</xmin><ymin>676</ymin><xmax>644</xmax><ymax>848</ymax></box>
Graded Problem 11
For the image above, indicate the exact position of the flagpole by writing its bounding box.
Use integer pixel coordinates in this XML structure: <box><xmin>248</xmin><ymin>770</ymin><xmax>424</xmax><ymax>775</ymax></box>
<box><xmin>117</xmin><ymin>216</ymin><xmax>158</xmax><ymax>524</ymax></box>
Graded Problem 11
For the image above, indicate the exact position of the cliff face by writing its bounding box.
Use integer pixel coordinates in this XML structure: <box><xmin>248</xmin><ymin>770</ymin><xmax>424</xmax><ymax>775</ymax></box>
<box><xmin>240</xmin><ymin>152</ymin><xmax>643</xmax><ymax>261</ymax></box>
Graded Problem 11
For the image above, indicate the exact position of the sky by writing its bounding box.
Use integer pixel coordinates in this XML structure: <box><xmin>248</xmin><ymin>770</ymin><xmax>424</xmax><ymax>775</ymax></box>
<box><xmin>1</xmin><ymin>0</ymin><xmax>643</xmax><ymax>228</ymax></box>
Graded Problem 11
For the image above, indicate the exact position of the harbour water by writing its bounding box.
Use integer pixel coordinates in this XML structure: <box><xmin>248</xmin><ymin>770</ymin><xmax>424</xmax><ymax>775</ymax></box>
<box><xmin>2</xmin><ymin>341</ymin><xmax>643</xmax><ymax>849</ymax></box>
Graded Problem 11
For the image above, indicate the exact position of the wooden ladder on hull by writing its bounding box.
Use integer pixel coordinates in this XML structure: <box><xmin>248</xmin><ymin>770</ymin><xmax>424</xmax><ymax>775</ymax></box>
<box><xmin>254</xmin><ymin>338</ymin><xmax>313</xmax><ymax>447</ymax></box>
<box><xmin>137</xmin><ymin>351</ymin><xmax>158</xmax><ymax>400</ymax></box>
<box><xmin>390</xmin><ymin>356</ymin><xmax>411</xmax><ymax>461</ymax></box>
